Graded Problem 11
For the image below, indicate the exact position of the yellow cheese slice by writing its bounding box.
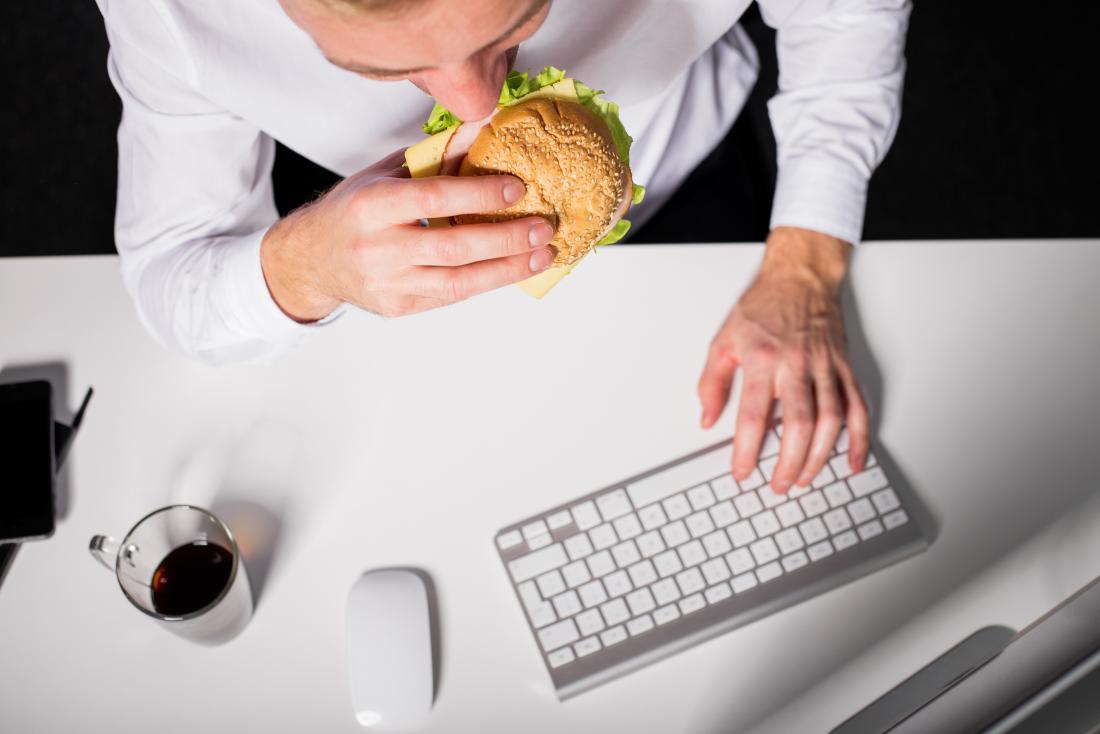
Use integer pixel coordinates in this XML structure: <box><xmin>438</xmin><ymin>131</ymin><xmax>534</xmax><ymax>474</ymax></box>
<box><xmin>519</xmin><ymin>259</ymin><xmax>582</xmax><ymax>299</ymax></box>
<box><xmin>521</xmin><ymin>78</ymin><xmax>579</xmax><ymax>103</ymax></box>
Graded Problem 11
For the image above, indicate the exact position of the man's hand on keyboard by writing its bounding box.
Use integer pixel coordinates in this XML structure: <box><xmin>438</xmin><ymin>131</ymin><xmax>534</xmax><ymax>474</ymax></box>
<box><xmin>697</xmin><ymin>227</ymin><xmax>869</xmax><ymax>493</ymax></box>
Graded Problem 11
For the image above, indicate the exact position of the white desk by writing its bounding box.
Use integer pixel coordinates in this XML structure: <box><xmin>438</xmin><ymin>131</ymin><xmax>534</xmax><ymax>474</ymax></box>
<box><xmin>1</xmin><ymin>241</ymin><xmax>1098</xmax><ymax>734</ymax></box>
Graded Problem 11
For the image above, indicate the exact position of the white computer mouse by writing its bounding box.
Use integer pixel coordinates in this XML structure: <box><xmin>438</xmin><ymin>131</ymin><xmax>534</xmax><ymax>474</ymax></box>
<box><xmin>346</xmin><ymin>569</ymin><xmax>434</xmax><ymax>730</ymax></box>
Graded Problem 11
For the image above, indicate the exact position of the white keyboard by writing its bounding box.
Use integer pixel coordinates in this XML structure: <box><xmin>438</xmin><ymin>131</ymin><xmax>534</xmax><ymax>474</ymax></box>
<box><xmin>495</xmin><ymin>425</ymin><xmax>931</xmax><ymax>699</ymax></box>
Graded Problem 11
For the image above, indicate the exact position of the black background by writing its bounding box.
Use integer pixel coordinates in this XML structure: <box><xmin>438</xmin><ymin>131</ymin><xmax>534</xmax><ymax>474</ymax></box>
<box><xmin>0</xmin><ymin>1</ymin><xmax>1097</xmax><ymax>257</ymax></box>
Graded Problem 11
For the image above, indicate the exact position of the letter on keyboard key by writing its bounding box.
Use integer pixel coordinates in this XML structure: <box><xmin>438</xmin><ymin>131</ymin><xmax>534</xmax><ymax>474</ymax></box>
<box><xmin>751</xmin><ymin>509</ymin><xmax>781</xmax><ymax>538</ymax></box>
<box><xmin>613</xmin><ymin>513</ymin><xmax>643</xmax><ymax>540</ymax></box>
<box><xmin>756</xmin><ymin>561</ymin><xmax>783</xmax><ymax>583</ymax></box>
<box><xmin>847</xmin><ymin>498</ymin><xmax>876</xmax><ymax>524</ymax></box>
<box><xmin>574</xmin><ymin>636</ymin><xmax>601</xmax><ymax>658</ymax></box>
<box><xmin>628</xmin><ymin>560</ymin><xmax>658</xmax><ymax>588</ymax></box>
<box><xmin>710</xmin><ymin>500</ymin><xmax>739</xmax><ymax>528</ymax></box>
<box><xmin>578</xmin><ymin>580</ymin><xmax>608</xmax><ymax>608</ymax></box>
<box><xmin>626</xmin><ymin>588</ymin><xmax>656</xmax><ymax>616</ymax></box>
<box><xmin>636</xmin><ymin>530</ymin><xmax>666</xmax><ymax>558</ymax></box>
<box><xmin>661</xmin><ymin>520</ymin><xmax>690</xmax><ymax>548</ymax></box>
<box><xmin>687</xmin><ymin>483</ymin><xmax>716</xmax><ymax>511</ymax></box>
<box><xmin>725</xmin><ymin>548</ymin><xmax>755</xmax><ymax>575</ymax></box>
<box><xmin>537</xmin><ymin>570</ymin><xmax>566</xmax><ymax>599</ymax></box>
<box><xmin>883</xmin><ymin>509</ymin><xmax>909</xmax><ymax>529</ymax></box>
<box><xmin>734</xmin><ymin>492</ymin><xmax>764</xmax><ymax>519</ymax></box>
<box><xmin>808</xmin><ymin>540</ymin><xmax>834</xmax><ymax>561</ymax></box>
<box><xmin>824</xmin><ymin>481</ymin><xmax>854</xmax><ymax>508</ymax></box>
<box><xmin>678</xmin><ymin>539</ymin><xmax>707</xmax><ymax>568</ymax></box>
<box><xmin>562</xmin><ymin>561</ymin><xmax>591</xmax><ymax>589</ymax></box>
<box><xmin>547</xmin><ymin>511</ymin><xmax>572</xmax><ymax>530</ymax></box>
<box><xmin>627</xmin><ymin>614</ymin><xmax>655</xmax><ymax>636</ymax></box>
<box><xmin>654</xmin><ymin>550</ymin><xmax>683</xmax><ymax>578</ymax></box>
<box><xmin>529</xmin><ymin>602</ymin><xmax>557</xmax><ymax>628</ymax></box>
<box><xmin>509</xmin><ymin>544</ymin><xmax>568</xmax><ymax>583</ymax></box>
<box><xmin>638</xmin><ymin>504</ymin><xmax>668</xmax><ymax>530</ymax></box>
<box><xmin>823</xmin><ymin>508</ymin><xmax>853</xmax><ymax>534</ymax></box>
<box><xmin>726</xmin><ymin>520</ymin><xmax>757</xmax><ymax>548</ymax></box>
<box><xmin>871</xmin><ymin>488</ymin><xmax>901</xmax><ymax>514</ymax></box>
<box><xmin>601</xmin><ymin>598</ymin><xmax>629</xmax><ymax>625</ymax></box>
<box><xmin>848</xmin><ymin>467</ymin><xmax>889</xmax><ymax>497</ymax></box>
<box><xmin>652</xmin><ymin>578</ymin><xmax>681</xmax><ymax>605</ymax></box>
<box><xmin>702</xmin><ymin>529</ymin><xmax>732</xmax><ymax>558</ymax></box>
<box><xmin>663</xmin><ymin>494</ymin><xmax>691</xmax><ymax>520</ymax></box>
<box><xmin>679</xmin><ymin>593</ymin><xmax>705</xmax><ymax>615</ymax></box>
<box><xmin>601</xmin><ymin>625</ymin><xmax>627</xmax><ymax>647</ymax></box>
<box><xmin>575</xmin><ymin>609</ymin><xmax>605</xmax><ymax>636</ymax></box>
<box><xmin>596</xmin><ymin>489</ymin><xmax>633</xmax><ymax>522</ymax></box>
<box><xmin>686</xmin><ymin>511</ymin><xmax>715</xmax><ymax>538</ymax></box>
<box><xmin>589</xmin><ymin>523</ymin><xmax>618</xmax><ymax>550</ymax></box>
<box><xmin>799</xmin><ymin>517</ymin><xmax>828</xmax><ymax>545</ymax></box>
<box><xmin>611</xmin><ymin>540</ymin><xmax>641</xmax><ymax>569</ymax></box>
<box><xmin>539</xmin><ymin>619</ymin><xmax>580</xmax><ymax>651</ymax></box>
<box><xmin>731</xmin><ymin>571</ymin><xmax>758</xmax><ymax>593</ymax></box>
<box><xmin>497</xmin><ymin>530</ymin><xmax>522</xmax><ymax>550</ymax></box>
<box><xmin>701</xmin><ymin>557</ymin><xmax>731</xmax><ymax>585</ymax></box>
<box><xmin>782</xmin><ymin>551</ymin><xmax>808</xmax><ymax>573</ymax></box>
<box><xmin>604</xmin><ymin>570</ymin><xmax>633</xmax><ymax>597</ymax></box>
<box><xmin>571</xmin><ymin>501</ymin><xmax>600</xmax><ymax>531</ymax></box>
<box><xmin>565</xmin><ymin>533</ymin><xmax>594</xmax><ymax>561</ymax></box>
<box><xmin>750</xmin><ymin>537</ymin><xmax>780</xmax><ymax>565</ymax></box>
<box><xmin>775</xmin><ymin>528</ymin><xmax>804</xmax><ymax>554</ymax></box>
<box><xmin>858</xmin><ymin>520</ymin><xmax>884</xmax><ymax>540</ymax></box>
<box><xmin>705</xmin><ymin>583</ymin><xmax>732</xmax><ymax>604</ymax></box>
<box><xmin>676</xmin><ymin>567</ymin><xmax>706</xmax><ymax>595</ymax></box>
<box><xmin>833</xmin><ymin>530</ymin><xmax>858</xmax><ymax>551</ymax></box>
<box><xmin>800</xmin><ymin>491</ymin><xmax>829</xmax><ymax>517</ymax></box>
<box><xmin>587</xmin><ymin>550</ymin><xmax>615</xmax><ymax>577</ymax></box>
<box><xmin>626</xmin><ymin>446</ymin><xmax>731</xmax><ymax>509</ymax></box>
<box><xmin>653</xmin><ymin>605</ymin><xmax>680</xmax><ymax>626</ymax></box>
<box><xmin>548</xmin><ymin>647</ymin><xmax>575</xmax><ymax>668</ymax></box>
<box><xmin>776</xmin><ymin>502</ymin><xmax>805</xmax><ymax>528</ymax></box>
<box><xmin>710</xmin><ymin>474</ymin><xmax>739</xmax><ymax>500</ymax></box>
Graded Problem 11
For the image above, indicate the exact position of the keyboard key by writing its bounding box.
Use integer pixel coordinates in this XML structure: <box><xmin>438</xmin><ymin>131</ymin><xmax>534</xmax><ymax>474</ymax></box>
<box><xmin>710</xmin><ymin>474</ymin><xmax>739</xmax><ymax>500</ymax></box>
<box><xmin>757</xmin><ymin>484</ymin><xmax>787</xmax><ymax>509</ymax></box>
<box><xmin>627</xmin><ymin>560</ymin><xmax>658</xmax><ymax>588</ymax></box>
<box><xmin>653</xmin><ymin>550</ymin><xmax>683</xmax><ymax>578</ymax></box>
<box><xmin>565</xmin><ymin>533</ymin><xmax>594</xmax><ymax>561</ymax></box>
<box><xmin>654</xmin><ymin>604</ymin><xmax>680</xmax><ymax>626</ymax></box>
<box><xmin>776</xmin><ymin>502</ymin><xmax>806</xmax><ymax>528</ymax></box>
<box><xmin>604</xmin><ymin>570</ymin><xmax>633</xmax><ymax>598</ymax></box>
<box><xmin>734</xmin><ymin>492</ymin><xmax>764</xmax><ymax>518</ymax></box>
<box><xmin>739</xmin><ymin>468</ymin><xmax>766</xmax><ymax>491</ymax></box>
<box><xmin>552</xmin><ymin>590</ymin><xmax>582</xmax><ymax>618</ymax></box>
<box><xmin>578</xmin><ymin>580</ymin><xmax>608</xmax><ymax>608</ymax></box>
<box><xmin>871</xmin><ymin>488</ymin><xmax>901</xmax><ymax>515</ymax></box>
<box><xmin>527</xmin><ymin>534</ymin><xmax>552</xmax><ymax>550</ymax></box>
<box><xmin>638</xmin><ymin>504</ymin><xmax>668</xmax><ymax>531</ymax></box>
<box><xmin>601</xmin><ymin>625</ymin><xmax>627</xmax><ymax>647</ymax></box>
<box><xmin>808</xmin><ymin>540</ymin><xmax>834</xmax><ymax>561</ymax></box>
<box><xmin>833</xmin><ymin>531</ymin><xmax>858</xmax><ymax>551</ymax></box>
<box><xmin>812</xmin><ymin>464</ymin><xmax>836</xmax><ymax>489</ymax></box>
<box><xmin>562</xmin><ymin>561</ymin><xmax>591</xmax><ymax>589</ymax></box>
<box><xmin>782</xmin><ymin>551</ymin><xmax>808</xmax><ymax>572</ymax></box>
<box><xmin>686</xmin><ymin>511</ymin><xmax>716</xmax><ymax>538</ymax></box>
<box><xmin>661</xmin><ymin>520</ymin><xmax>690</xmax><ymax>547</ymax></box>
<box><xmin>731</xmin><ymin>571</ymin><xmax>758</xmax><ymax>593</ymax></box>
<box><xmin>725</xmin><ymin>548</ymin><xmax>755</xmax><ymax>575</ymax></box>
<box><xmin>528</xmin><ymin>602</ymin><xmax>557</xmax><ymax>628</ymax></box>
<box><xmin>626</xmin><ymin>445</ymin><xmax>730</xmax><ymax>509</ymax></box>
<box><xmin>627</xmin><ymin>614</ymin><xmax>655</xmax><ymax>636</ymax></box>
<box><xmin>759</xmin><ymin>455</ymin><xmax>779</xmax><ymax>482</ymax></box>
<box><xmin>636</xmin><ymin>530</ymin><xmax>666</xmax><ymax>558</ymax></box>
<box><xmin>858</xmin><ymin>520</ymin><xmax>884</xmax><ymax>540</ymax></box>
<box><xmin>663</xmin><ymin>494</ymin><xmax>692</xmax><ymax>520</ymax></box>
<box><xmin>597</xmin><ymin>489</ymin><xmax>633</xmax><ymax>522</ymax></box>
<box><xmin>702</xmin><ymin>529</ymin><xmax>732</xmax><ymax>558</ymax></box>
<box><xmin>883</xmin><ymin>509</ymin><xmax>909</xmax><ymax>529</ymax></box>
<box><xmin>705</xmin><ymin>583</ymin><xmax>732</xmax><ymax>604</ymax></box>
<box><xmin>830</xmin><ymin>454</ymin><xmax>854</xmax><ymax>480</ymax></box>
<box><xmin>799</xmin><ymin>517</ymin><xmax>828</xmax><ymax>545</ymax></box>
<box><xmin>589</xmin><ymin>523</ymin><xmax>618</xmax><ymax>550</ymax></box>
<box><xmin>538</xmin><ymin>619</ymin><xmax>579</xmax><ymax>651</ymax></box>
<box><xmin>548</xmin><ymin>647</ymin><xmax>575</xmax><ymax>668</ymax></box>
<box><xmin>676</xmin><ymin>567</ymin><xmax>706</xmax><ymax>595</ymax></box>
<box><xmin>611</xmin><ymin>540</ymin><xmax>641</xmax><ymax>569</ymax></box>
<box><xmin>710</xmin><ymin>500</ymin><xmax>739</xmax><ymax>528</ymax></box>
<box><xmin>509</xmin><ymin>544</ymin><xmax>568</xmax><ymax>583</ymax></box>
<box><xmin>787</xmin><ymin>484</ymin><xmax>812</xmax><ymax>499</ymax></box>
<box><xmin>571</xmin><ymin>501</ymin><xmax>600</xmax><ymax>531</ymax></box>
<box><xmin>626</xmin><ymin>588</ymin><xmax>656</xmax><ymax>616</ymax></box>
<box><xmin>687</xmin><ymin>483</ymin><xmax>717</xmax><ymax>511</ymax></box>
<box><xmin>679</xmin><ymin>593</ymin><xmax>706</xmax><ymax>615</ymax></box>
<box><xmin>497</xmin><ymin>530</ymin><xmax>523</xmax><ymax>550</ymax></box>
<box><xmin>760</xmin><ymin>430</ymin><xmax>781</xmax><ymax>459</ymax></box>
<box><xmin>751</xmin><ymin>509</ymin><xmax>781</xmax><ymax>537</ymax></box>
<box><xmin>613</xmin><ymin>513</ymin><xmax>643</xmax><ymax>540</ymax></box>
<box><xmin>547</xmin><ymin>511</ymin><xmax>572</xmax><ymax>530</ymax></box>
<box><xmin>866</xmin><ymin>452</ymin><xmax>878</xmax><ymax>467</ymax></box>
<box><xmin>800</xmin><ymin>491</ymin><xmax>829</xmax><ymax>517</ymax></box>
<box><xmin>587</xmin><ymin>550</ymin><xmax>615</xmax><ymax>578</ymax></box>
<box><xmin>757</xmin><ymin>561</ymin><xmax>783</xmax><ymax>583</ymax></box>
<box><xmin>775</xmin><ymin>528</ymin><xmax>804</xmax><ymax>554</ymax></box>
<box><xmin>517</xmin><ymin>580</ymin><xmax>542</xmax><ymax>609</ymax></box>
<box><xmin>726</xmin><ymin>520</ymin><xmax>757</xmax><ymax>548</ymax></box>
<box><xmin>678</xmin><ymin>539</ymin><xmax>707</xmax><ymax>568</ymax></box>
<box><xmin>651</xmin><ymin>578</ymin><xmax>681</xmax><ymax>605</ymax></box>
<box><xmin>523</xmin><ymin>520</ymin><xmax>549</xmax><ymax>542</ymax></box>
<box><xmin>823</xmin><ymin>507</ymin><xmax>853</xmax><ymax>534</ymax></box>
<box><xmin>824</xmin><ymin>481</ymin><xmax>854</xmax><ymax>508</ymax></box>
<box><xmin>601</xmin><ymin>598</ymin><xmax>630</xmax><ymax>626</ymax></box>
<box><xmin>575</xmin><ymin>636</ymin><xmax>602</xmax><ymax>658</ymax></box>
<box><xmin>835</xmin><ymin>427</ymin><xmax>850</xmax><ymax>452</ymax></box>
<box><xmin>847</xmin><ymin>498</ymin><xmax>876</xmax><ymax>524</ymax></box>
<box><xmin>701</xmin><ymin>557</ymin><xmax>731</xmax><ymax>585</ymax></box>
<box><xmin>848</xmin><ymin>467</ymin><xmax>889</xmax><ymax>497</ymax></box>
<box><xmin>750</xmin><ymin>537</ymin><xmax>780</xmax><ymax>565</ymax></box>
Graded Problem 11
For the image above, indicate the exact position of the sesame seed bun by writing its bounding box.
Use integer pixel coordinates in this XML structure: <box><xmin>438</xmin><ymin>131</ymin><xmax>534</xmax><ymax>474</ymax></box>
<box><xmin>454</xmin><ymin>98</ymin><xmax>632</xmax><ymax>266</ymax></box>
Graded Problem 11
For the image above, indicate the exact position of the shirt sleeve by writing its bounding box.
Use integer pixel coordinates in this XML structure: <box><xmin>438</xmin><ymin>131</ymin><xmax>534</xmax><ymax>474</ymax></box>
<box><xmin>758</xmin><ymin>0</ymin><xmax>912</xmax><ymax>244</ymax></box>
<box><xmin>99</xmin><ymin>7</ymin><xmax>330</xmax><ymax>365</ymax></box>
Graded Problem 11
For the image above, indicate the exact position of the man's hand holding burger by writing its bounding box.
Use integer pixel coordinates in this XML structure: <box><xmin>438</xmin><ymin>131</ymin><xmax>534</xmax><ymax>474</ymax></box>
<box><xmin>698</xmin><ymin>226</ymin><xmax>870</xmax><ymax>494</ymax></box>
<box><xmin>260</xmin><ymin>150</ymin><xmax>556</xmax><ymax>322</ymax></box>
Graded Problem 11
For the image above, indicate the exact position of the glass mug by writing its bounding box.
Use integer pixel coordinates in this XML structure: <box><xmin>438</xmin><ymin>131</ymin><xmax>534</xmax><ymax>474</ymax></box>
<box><xmin>89</xmin><ymin>504</ymin><xmax>252</xmax><ymax>645</ymax></box>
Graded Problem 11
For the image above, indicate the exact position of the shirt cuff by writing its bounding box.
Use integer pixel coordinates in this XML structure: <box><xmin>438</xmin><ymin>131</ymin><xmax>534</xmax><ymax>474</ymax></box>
<box><xmin>769</xmin><ymin>156</ymin><xmax>870</xmax><ymax>245</ymax></box>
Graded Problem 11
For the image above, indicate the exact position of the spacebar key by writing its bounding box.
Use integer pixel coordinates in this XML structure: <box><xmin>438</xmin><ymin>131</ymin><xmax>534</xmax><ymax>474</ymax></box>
<box><xmin>627</xmin><ymin>445</ymin><xmax>731</xmax><ymax>509</ymax></box>
<box><xmin>508</xmin><ymin>543</ymin><xmax>567</xmax><ymax>583</ymax></box>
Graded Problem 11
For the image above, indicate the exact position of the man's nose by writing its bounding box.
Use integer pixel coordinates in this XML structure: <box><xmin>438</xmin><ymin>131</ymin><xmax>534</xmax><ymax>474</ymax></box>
<box><xmin>420</xmin><ymin>56</ymin><xmax>506</xmax><ymax>122</ymax></box>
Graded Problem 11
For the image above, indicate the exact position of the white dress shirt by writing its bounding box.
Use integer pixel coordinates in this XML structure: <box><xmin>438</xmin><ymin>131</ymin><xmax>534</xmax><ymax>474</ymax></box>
<box><xmin>94</xmin><ymin>0</ymin><xmax>910</xmax><ymax>365</ymax></box>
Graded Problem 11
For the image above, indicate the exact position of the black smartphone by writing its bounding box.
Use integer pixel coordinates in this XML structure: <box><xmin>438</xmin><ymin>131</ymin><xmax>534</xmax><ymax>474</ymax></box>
<box><xmin>0</xmin><ymin>381</ymin><xmax>56</xmax><ymax>541</ymax></box>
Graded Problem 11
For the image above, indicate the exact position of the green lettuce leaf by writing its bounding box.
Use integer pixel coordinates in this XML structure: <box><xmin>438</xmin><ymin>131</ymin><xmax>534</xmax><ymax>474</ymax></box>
<box><xmin>632</xmin><ymin>184</ymin><xmax>646</xmax><ymax>205</ymax></box>
<box><xmin>595</xmin><ymin>219</ymin><xmax>631</xmax><ymax>247</ymax></box>
<box><xmin>422</xmin><ymin>103</ymin><xmax>462</xmax><ymax>135</ymax></box>
<box><xmin>498</xmin><ymin>66</ymin><xmax>566</xmax><ymax>106</ymax></box>
<box><xmin>573</xmin><ymin>80</ymin><xmax>634</xmax><ymax>165</ymax></box>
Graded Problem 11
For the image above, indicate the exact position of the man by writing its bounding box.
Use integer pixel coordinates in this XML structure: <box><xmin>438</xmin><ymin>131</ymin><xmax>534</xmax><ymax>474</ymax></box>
<box><xmin>95</xmin><ymin>0</ymin><xmax>910</xmax><ymax>493</ymax></box>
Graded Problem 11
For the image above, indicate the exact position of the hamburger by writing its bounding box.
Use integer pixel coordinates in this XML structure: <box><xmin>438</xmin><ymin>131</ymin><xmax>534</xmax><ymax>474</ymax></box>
<box><xmin>404</xmin><ymin>66</ymin><xmax>645</xmax><ymax>298</ymax></box>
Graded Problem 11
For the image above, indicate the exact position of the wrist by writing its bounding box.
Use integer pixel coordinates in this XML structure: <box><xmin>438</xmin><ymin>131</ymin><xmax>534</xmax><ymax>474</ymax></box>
<box><xmin>260</xmin><ymin>207</ymin><xmax>342</xmax><ymax>323</ymax></box>
<box><xmin>760</xmin><ymin>226</ymin><xmax>850</xmax><ymax>294</ymax></box>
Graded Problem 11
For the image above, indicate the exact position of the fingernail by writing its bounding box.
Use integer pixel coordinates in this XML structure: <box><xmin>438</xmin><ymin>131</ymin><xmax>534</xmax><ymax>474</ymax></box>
<box><xmin>503</xmin><ymin>180</ymin><xmax>525</xmax><ymax>204</ymax></box>
<box><xmin>529</xmin><ymin>248</ymin><xmax>553</xmax><ymax>272</ymax></box>
<box><xmin>529</xmin><ymin>220</ymin><xmax>554</xmax><ymax>247</ymax></box>
<box><xmin>773</xmin><ymin>479</ymin><xmax>791</xmax><ymax>493</ymax></box>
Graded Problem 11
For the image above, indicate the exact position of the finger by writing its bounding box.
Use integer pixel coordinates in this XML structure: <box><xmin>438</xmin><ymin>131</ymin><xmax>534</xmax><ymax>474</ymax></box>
<box><xmin>402</xmin><ymin>247</ymin><xmax>555</xmax><ymax>302</ymax></box>
<box><xmin>698</xmin><ymin>343</ymin><xmax>739</xmax><ymax>429</ymax></box>
<box><xmin>796</xmin><ymin>368</ymin><xmax>843</xmax><ymax>487</ymax></box>
<box><xmin>771</xmin><ymin>371</ymin><xmax>815</xmax><ymax>493</ymax></box>
<box><xmin>731</xmin><ymin>369</ymin><xmax>774</xmax><ymax>481</ymax></box>
<box><xmin>374</xmin><ymin>175</ymin><xmax>526</xmax><ymax>223</ymax></box>
<box><xmin>398</xmin><ymin>217</ymin><xmax>554</xmax><ymax>266</ymax></box>
<box><xmin>838</xmin><ymin>363</ymin><xmax>871</xmax><ymax>473</ymax></box>
<box><xmin>372</xmin><ymin>148</ymin><xmax>414</xmax><ymax>177</ymax></box>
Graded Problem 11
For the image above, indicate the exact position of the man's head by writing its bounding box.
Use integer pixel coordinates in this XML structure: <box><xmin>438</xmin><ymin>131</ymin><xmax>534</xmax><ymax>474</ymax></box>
<box><xmin>279</xmin><ymin>0</ymin><xmax>551</xmax><ymax>121</ymax></box>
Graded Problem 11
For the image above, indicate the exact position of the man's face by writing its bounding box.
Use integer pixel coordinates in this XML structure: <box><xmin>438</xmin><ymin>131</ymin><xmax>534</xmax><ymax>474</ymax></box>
<box><xmin>279</xmin><ymin>0</ymin><xmax>551</xmax><ymax>121</ymax></box>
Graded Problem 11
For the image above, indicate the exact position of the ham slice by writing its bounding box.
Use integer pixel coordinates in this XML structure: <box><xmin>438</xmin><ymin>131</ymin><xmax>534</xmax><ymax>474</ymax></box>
<box><xmin>439</xmin><ymin>113</ymin><xmax>496</xmax><ymax>176</ymax></box>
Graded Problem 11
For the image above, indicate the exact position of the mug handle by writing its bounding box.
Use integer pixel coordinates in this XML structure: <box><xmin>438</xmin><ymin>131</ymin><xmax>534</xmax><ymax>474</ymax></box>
<box><xmin>88</xmin><ymin>535</ymin><xmax>119</xmax><ymax>572</ymax></box>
